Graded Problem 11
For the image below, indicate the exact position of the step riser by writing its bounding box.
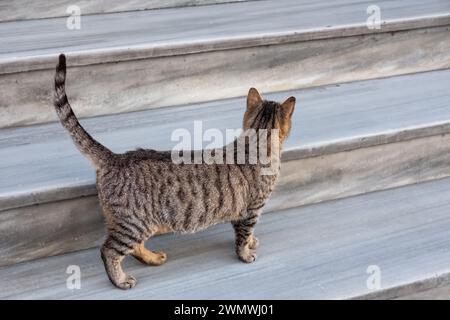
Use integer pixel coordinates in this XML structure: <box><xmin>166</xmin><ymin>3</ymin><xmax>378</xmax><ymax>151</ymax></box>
<box><xmin>2</xmin><ymin>132</ymin><xmax>450</xmax><ymax>267</ymax></box>
<box><xmin>0</xmin><ymin>196</ymin><xmax>104</xmax><ymax>267</ymax></box>
<box><xmin>1</xmin><ymin>25</ymin><xmax>449</xmax><ymax>128</ymax></box>
<box><xmin>0</xmin><ymin>0</ymin><xmax>253</xmax><ymax>23</ymax></box>
<box><xmin>354</xmin><ymin>272</ymin><xmax>450</xmax><ymax>300</ymax></box>
<box><xmin>269</xmin><ymin>133</ymin><xmax>450</xmax><ymax>213</ymax></box>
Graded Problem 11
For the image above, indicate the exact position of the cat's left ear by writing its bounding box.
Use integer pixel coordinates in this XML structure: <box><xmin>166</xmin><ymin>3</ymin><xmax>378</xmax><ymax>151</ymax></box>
<box><xmin>247</xmin><ymin>87</ymin><xmax>263</xmax><ymax>111</ymax></box>
<box><xmin>281</xmin><ymin>96</ymin><xmax>296</xmax><ymax>119</ymax></box>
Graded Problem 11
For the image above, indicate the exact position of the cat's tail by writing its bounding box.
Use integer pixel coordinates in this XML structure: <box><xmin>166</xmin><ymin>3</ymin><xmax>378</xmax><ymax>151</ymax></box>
<box><xmin>54</xmin><ymin>54</ymin><xmax>115</xmax><ymax>167</ymax></box>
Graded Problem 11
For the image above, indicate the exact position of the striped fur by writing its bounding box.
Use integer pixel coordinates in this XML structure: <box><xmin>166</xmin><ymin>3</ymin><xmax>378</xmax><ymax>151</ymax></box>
<box><xmin>54</xmin><ymin>54</ymin><xmax>114</xmax><ymax>166</ymax></box>
<box><xmin>53</xmin><ymin>54</ymin><xmax>296</xmax><ymax>289</ymax></box>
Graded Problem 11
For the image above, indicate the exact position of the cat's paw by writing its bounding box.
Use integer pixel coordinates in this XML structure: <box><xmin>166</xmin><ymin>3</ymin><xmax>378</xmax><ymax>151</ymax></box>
<box><xmin>115</xmin><ymin>275</ymin><xmax>137</xmax><ymax>290</ymax></box>
<box><xmin>152</xmin><ymin>251</ymin><xmax>167</xmax><ymax>266</ymax></box>
<box><xmin>133</xmin><ymin>249</ymin><xmax>167</xmax><ymax>266</ymax></box>
<box><xmin>249</xmin><ymin>236</ymin><xmax>259</xmax><ymax>250</ymax></box>
<box><xmin>237</xmin><ymin>248</ymin><xmax>257</xmax><ymax>263</ymax></box>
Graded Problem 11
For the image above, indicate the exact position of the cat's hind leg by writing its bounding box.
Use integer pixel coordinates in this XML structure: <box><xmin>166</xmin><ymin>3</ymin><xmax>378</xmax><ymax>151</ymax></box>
<box><xmin>101</xmin><ymin>234</ymin><xmax>139</xmax><ymax>290</ymax></box>
<box><xmin>132</xmin><ymin>242</ymin><xmax>167</xmax><ymax>266</ymax></box>
<box><xmin>101</xmin><ymin>213</ymin><xmax>156</xmax><ymax>290</ymax></box>
<box><xmin>232</xmin><ymin>209</ymin><xmax>261</xmax><ymax>263</ymax></box>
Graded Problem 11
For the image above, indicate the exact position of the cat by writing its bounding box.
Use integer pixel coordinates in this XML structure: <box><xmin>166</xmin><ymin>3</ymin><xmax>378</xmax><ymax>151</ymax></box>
<box><xmin>53</xmin><ymin>54</ymin><xmax>296</xmax><ymax>289</ymax></box>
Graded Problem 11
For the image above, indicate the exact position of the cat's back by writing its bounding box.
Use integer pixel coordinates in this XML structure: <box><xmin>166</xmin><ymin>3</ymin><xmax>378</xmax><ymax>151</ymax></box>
<box><xmin>96</xmin><ymin>148</ymin><xmax>254</xmax><ymax>230</ymax></box>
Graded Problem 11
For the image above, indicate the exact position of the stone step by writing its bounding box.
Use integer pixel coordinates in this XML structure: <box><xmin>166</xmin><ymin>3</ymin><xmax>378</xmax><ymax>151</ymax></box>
<box><xmin>0</xmin><ymin>0</ymin><xmax>449</xmax><ymax>127</ymax></box>
<box><xmin>1</xmin><ymin>68</ymin><xmax>450</xmax><ymax>267</ymax></box>
<box><xmin>1</xmin><ymin>176</ymin><xmax>450</xmax><ymax>299</ymax></box>
<box><xmin>0</xmin><ymin>0</ymin><xmax>255</xmax><ymax>22</ymax></box>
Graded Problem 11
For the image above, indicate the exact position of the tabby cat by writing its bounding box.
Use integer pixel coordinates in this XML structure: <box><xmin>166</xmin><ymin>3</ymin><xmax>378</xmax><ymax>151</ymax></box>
<box><xmin>53</xmin><ymin>54</ymin><xmax>296</xmax><ymax>289</ymax></box>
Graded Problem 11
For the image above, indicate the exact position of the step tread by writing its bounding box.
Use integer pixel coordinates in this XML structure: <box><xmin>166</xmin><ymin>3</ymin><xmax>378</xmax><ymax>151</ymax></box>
<box><xmin>2</xmin><ymin>176</ymin><xmax>450</xmax><ymax>299</ymax></box>
<box><xmin>0</xmin><ymin>0</ymin><xmax>253</xmax><ymax>23</ymax></box>
<box><xmin>1</xmin><ymin>0</ymin><xmax>449</xmax><ymax>73</ymax></box>
<box><xmin>1</xmin><ymin>69</ymin><xmax>450</xmax><ymax>211</ymax></box>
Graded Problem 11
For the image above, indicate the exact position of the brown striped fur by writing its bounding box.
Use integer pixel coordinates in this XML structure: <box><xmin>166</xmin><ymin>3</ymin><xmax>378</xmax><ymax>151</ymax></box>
<box><xmin>53</xmin><ymin>54</ymin><xmax>296</xmax><ymax>289</ymax></box>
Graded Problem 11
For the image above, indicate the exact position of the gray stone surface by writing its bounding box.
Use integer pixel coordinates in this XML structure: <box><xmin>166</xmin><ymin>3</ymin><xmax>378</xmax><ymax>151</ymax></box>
<box><xmin>2</xmin><ymin>69</ymin><xmax>450</xmax><ymax>211</ymax></box>
<box><xmin>355</xmin><ymin>272</ymin><xmax>450</xmax><ymax>299</ymax></box>
<box><xmin>1</xmin><ymin>70</ymin><xmax>450</xmax><ymax>267</ymax></box>
<box><xmin>0</xmin><ymin>196</ymin><xmax>104</xmax><ymax>266</ymax></box>
<box><xmin>0</xmin><ymin>0</ymin><xmax>449</xmax><ymax>127</ymax></box>
<box><xmin>0</xmin><ymin>0</ymin><xmax>254</xmax><ymax>22</ymax></box>
<box><xmin>1</xmin><ymin>0</ymin><xmax>449</xmax><ymax>71</ymax></box>
<box><xmin>270</xmin><ymin>133</ymin><xmax>450</xmax><ymax>213</ymax></box>
<box><xmin>2</xmin><ymin>177</ymin><xmax>450</xmax><ymax>299</ymax></box>
<box><xmin>1</xmin><ymin>27</ymin><xmax>449</xmax><ymax>128</ymax></box>
<box><xmin>3</xmin><ymin>130</ymin><xmax>450</xmax><ymax>267</ymax></box>
<box><xmin>395</xmin><ymin>281</ymin><xmax>450</xmax><ymax>300</ymax></box>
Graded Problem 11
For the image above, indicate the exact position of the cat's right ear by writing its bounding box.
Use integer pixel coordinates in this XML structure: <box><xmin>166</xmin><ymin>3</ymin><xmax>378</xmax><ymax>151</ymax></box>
<box><xmin>247</xmin><ymin>88</ymin><xmax>262</xmax><ymax>111</ymax></box>
<box><xmin>281</xmin><ymin>96</ymin><xmax>296</xmax><ymax>119</ymax></box>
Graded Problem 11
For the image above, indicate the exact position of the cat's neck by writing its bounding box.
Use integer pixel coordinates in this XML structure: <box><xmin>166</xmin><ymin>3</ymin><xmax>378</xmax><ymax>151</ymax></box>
<box><xmin>223</xmin><ymin>130</ymin><xmax>283</xmax><ymax>166</ymax></box>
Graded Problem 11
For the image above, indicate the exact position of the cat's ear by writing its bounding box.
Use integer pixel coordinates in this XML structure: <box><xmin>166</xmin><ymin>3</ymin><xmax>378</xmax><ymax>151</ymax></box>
<box><xmin>281</xmin><ymin>96</ymin><xmax>296</xmax><ymax>119</ymax></box>
<box><xmin>247</xmin><ymin>87</ymin><xmax>263</xmax><ymax>111</ymax></box>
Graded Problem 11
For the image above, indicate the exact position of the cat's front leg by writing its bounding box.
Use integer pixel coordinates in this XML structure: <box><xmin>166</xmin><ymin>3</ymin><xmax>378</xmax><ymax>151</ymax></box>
<box><xmin>232</xmin><ymin>209</ymin><xmax>261</xmax><ymax>263</ymax></box>
<box><xmin>248</xmin><ymin>234</ymin><xmax>260</xmax><ymax>250</ymax></box>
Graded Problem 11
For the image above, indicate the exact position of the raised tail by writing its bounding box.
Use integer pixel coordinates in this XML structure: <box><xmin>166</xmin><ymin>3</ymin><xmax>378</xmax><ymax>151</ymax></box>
<box><xmin>54</xmin><ymin>54</ymin><xmax>114</xmax><ymax>167</ymax></box>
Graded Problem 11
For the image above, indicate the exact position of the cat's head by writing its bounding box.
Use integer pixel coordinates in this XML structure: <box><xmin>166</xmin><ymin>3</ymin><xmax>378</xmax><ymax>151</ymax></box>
<box><xmin>243</xmin><ymin>88</ymin><xmax>296</xmax><ymax>144</ymax></box>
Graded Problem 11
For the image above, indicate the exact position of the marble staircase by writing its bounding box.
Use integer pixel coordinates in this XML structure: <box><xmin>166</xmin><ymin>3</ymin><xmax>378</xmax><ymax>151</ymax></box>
<box><xmin>0</xmin><ymin>0</ymin><xmax>449</xmax><ymax>128</ymax></box>
<box><xmin>0</xmin><ymin>0</ymin><xmax>256</xmax><ymax>22</ymax></box>
<box><xmin>0</xmin><ymin>0</ymin><xmax>450</xmax><ymax>299</ymax></box>
<box><xmin>2</xmin><ymin>177</ymin><xmax>450</xmax><ymax>299</ymax></box>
